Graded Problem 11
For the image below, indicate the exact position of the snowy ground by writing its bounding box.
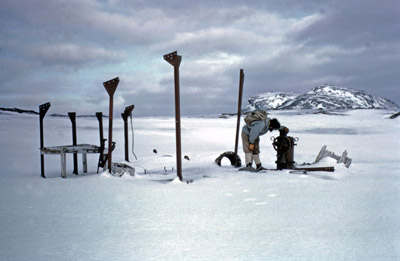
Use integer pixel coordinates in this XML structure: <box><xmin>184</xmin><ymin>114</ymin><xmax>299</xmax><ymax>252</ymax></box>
<box><xmin>0</xmin><ymin>109</ymin><xmax>399</xmax><ymax>260</ymax></box>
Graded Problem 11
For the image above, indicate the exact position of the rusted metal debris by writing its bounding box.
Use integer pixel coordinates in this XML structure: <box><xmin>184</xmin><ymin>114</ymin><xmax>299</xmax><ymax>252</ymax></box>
<box><xmin>103</xmin><ymin>77</ymin><xmax>119</xmax><ymax>173</ymax></box>
<box><xmin>163</xmin><ymin>51</ymin><xmax>183</xmax><ymax>181</ymax></box>
<box><xmin>314</xmin><ymin>145</ymin><xmax>352</xmax><ymax>168</ymax></box>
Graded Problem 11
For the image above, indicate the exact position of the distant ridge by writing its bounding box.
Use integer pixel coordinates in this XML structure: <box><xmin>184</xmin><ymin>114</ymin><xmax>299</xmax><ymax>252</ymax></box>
<box><xmin>0</xmin><ymin>107</ymin><xmax>104</xmax><ymax>117</ymax></box>
<box><xmin>244</xmin><ymin>85</ymin><xmax>400</xmax><ymax>112</ymax></box>
<box><xmin>0</xmin><ymin>107</ymin><xmax>38</xmax><ymax>115</ymax></box>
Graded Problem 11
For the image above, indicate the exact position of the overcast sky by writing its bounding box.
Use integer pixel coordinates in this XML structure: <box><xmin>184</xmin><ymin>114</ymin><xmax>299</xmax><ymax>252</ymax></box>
<box><xmin>1</xmin><ymin>0</ymin><xmax>399</xmax><ymax>116</ymax></box>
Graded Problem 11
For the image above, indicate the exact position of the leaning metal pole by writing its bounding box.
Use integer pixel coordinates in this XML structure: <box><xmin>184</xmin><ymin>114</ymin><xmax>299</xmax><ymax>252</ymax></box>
<box><xmin>121</xmin><ymin>105</ymin><xmax>135</xmax><ymax>162</ymax></box>
<box><xmin>234</xmin><ymin>69</ymin><xmax>245</xmax><ymax>167</ymax></box>
<box><xmin>39</xmin><ymin>102</ymin><xmax>51</xmax><ymax>178</ymax></box>
<box><xmin>103</xmin><ymin>77</ymin><xmax>119</xmax><ymax>173</ymax></box>
<box><xmin>96</xmin><ymin>112</ymin><xmax>104</xmax><ymax>146</ymax></box>
<box><xmin>163</xmin><ymin>51</ymin><xmax>183</xmax><ymax>181</ymax></box>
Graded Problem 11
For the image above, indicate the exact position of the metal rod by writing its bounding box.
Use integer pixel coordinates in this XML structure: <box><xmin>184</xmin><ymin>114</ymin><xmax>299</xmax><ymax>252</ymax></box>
<box><xmin>68</xmin><ymin>112</ymin><xmax>78</xmax><ymax>174</ymax></box>
<box><xmin>121</xmin><ymin>105</ymin><xmax>135</xmax><ymax>162</ymax></box>
<box><xmin>39</xmin><ymin>102</ymin><xmax>51</xmax><ymax>178</ymax></box>
<box><xmin>234</xmin><ymin>69</ymin><xmax>245</xmax><ymax>167</ymax></box>
<box><xmin>294</xmin><ymin>167</ymin><xmax>335</xmax><ymax>172</ymax></box>
<box><xmin>103</xmin><ymin>77</ymin><xmax>119</xmax><ymax>174</ymax></box>
<box><xmin>163</xmin><ymin>51</ymin><xmax>183</xmax><ymax>181</ymax></box>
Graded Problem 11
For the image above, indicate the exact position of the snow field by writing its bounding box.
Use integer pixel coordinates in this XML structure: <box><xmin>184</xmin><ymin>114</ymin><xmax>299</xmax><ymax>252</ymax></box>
<box><xmin>0</xmin><ymin>109</ymin><xmax>399</xmax><ymax>260</ymax></box>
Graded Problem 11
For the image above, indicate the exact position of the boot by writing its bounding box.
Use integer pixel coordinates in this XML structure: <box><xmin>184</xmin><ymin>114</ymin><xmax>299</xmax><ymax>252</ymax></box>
<box><xmin>256</xmin><ymin>163</ymin><xmax>263</xmax><ymax>171</ymax></box>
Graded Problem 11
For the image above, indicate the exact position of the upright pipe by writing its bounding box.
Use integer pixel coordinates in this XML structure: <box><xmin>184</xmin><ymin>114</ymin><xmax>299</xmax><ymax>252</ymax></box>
<box><xmin>234</xmin><ymin>69</ymin><xmax>245</xmax><ymax>167</ymax></box>
<box><xmin>121</xmin><ymin>105</ymin><xmax>135</xmax><ymax>162</ymax></box>
<box><xmin>163</xmin><ymin>51</ymin><xmax>183</xmax><ymax>181</ymax></box>
<box><xmin>103</xmin><ymin>77</ymin><xmax>119</xmax><ymax>173</ymax></box>
<box><xmin>68</xmin><ymin>112</ymin><xmax>78</xmax><ymax>174</ymax></box>
<box><xmin>39</xmin><ymin>102</ymin><xmax>51</xmax><ymax>178</ymax></box>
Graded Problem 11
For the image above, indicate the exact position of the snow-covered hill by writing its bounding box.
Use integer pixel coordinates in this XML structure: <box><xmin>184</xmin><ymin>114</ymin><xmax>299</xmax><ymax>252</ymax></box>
<box><xmin>244</xmin><ymin>85</ymin><xmax>400</xmax><ymax>112</ymax></box>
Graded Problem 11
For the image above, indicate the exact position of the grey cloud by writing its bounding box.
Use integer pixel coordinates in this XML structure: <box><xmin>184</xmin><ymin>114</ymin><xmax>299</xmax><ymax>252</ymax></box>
<box><xmin>27</xmin><ymin>43</ymin><xmax>127</xmax><ymax>67</ymax></box>
<box><xmin>1</xmin><ymin>0</ymin><xmax>399</xmax><ymax>116</ymax></box>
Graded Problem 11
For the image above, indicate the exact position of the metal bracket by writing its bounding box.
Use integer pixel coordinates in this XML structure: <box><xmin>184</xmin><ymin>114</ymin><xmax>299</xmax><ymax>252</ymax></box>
<box><xmin>121</xmin><ymin>104</ymin><xmax>135</xmax><ymax>121</ymax></box>
<box><xmin>39</xmin><ymin>102</ymin><xmax>51</xmax><ymax>120</ymax></box>
<box><xmin>103</xmin><ymin>77</ymin><xmax>119</xmax><ymax>97</ymax></box>
<box><xmin>163</xmin><ymin>51</ymin><xmax>181</xmax><ymax>67</ymax></box>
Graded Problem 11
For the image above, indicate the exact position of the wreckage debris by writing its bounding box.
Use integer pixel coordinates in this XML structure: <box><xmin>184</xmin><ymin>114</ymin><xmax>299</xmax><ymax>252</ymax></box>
<box><xmin>314</xmin><ymin>145</ymin><xmax>352</xmax><ymax>168</ymax></box>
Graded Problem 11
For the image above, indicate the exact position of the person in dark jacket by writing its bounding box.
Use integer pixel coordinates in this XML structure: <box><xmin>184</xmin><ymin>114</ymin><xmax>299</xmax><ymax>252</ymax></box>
<box><xmin>241</xmin><ymin>110</ymin><xmax>287</xmax><ymax>170</ymax></box>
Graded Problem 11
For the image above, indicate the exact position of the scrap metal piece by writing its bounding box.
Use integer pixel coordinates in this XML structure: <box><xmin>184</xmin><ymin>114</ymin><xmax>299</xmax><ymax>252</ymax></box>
<box><xmin>294</xmin><ymin>166</ymin><xmax>335</xmax><ymax>172</ymax></box>
<box><xmin>111</xmin><ymin>162</ymin><xmax>135</xmax><ymax>177</ymax></box>
<box><xmin>389</xmin><ymin>112</ymin><xmax>400</xmax><ymax>119</ymax></box>
<box><xmin>315</xmin><ymin>145</ymin><xmax>352</xmax><ymax>168</ymax></box>
<box><xmin>163</xmin><ymin>51</ymin><xmax>183</xmax><ymax>181</ymax></box>
<box><xmin>215</xmin><ymin>151</ymin><xmax>242</xmax><ymax>167</ymax></box>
